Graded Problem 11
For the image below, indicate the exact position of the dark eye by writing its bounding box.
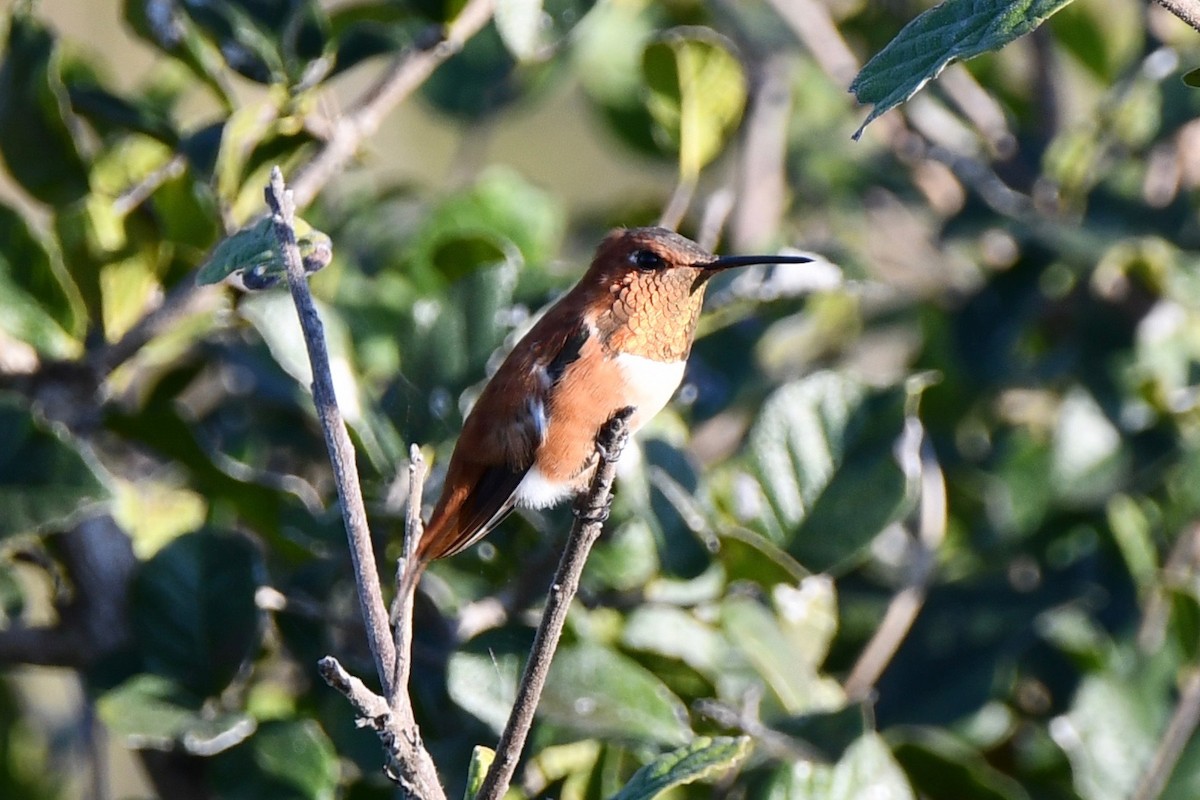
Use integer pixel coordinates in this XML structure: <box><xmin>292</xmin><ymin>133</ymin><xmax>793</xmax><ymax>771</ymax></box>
<box><xmin>630</xmin><ymin>249</ymin><xmax>665</xmax><ymax>270</ymax></box>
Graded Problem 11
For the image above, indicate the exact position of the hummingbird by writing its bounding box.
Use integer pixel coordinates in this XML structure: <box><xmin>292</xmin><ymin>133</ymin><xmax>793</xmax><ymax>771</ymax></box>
<box><xmin>415</xmin><ymin>226</ymin><xmax>811</xmax><ymax>564</ymax></box>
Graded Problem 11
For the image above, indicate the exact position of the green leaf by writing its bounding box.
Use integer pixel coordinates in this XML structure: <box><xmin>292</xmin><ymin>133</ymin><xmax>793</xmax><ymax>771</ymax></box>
<box><xmin>621</xmin><ymin>605</ymin><xmax>727</xmax><ymax>679</ymax></box>
<box><xmin>464</xmin><ymin>746</ymin><xmax>495</xmax><ymax>800</ymax></box>
<box><xmin>720</xmin><ymin>590</ymin><xmax>844</xmax><ymax>716</ymax></box>
<box><xmin>642</xmin><ymin>28</ymin><xmax>747</xmax><ymax>179</ymax></box>
<box><xmin>97</xmin><ymin>674</ymin><xmax>255</xmax><ymax>754</ymax></box>
<box><xmin>572</xmin><ymin>0</ymin><xmax>661</xmax><ymax>158</ymax></box>
<box><xmin>543</xmin><ymin>643</ymin><xmax>692</xmax><ymax>747</ymax></box>
<box><xmin>849</xmin><ymin>0</ymin><xmax>1076</xmax><ymax>139</ymax></box>
<box><xmin>1053</xmin><ymin>666</ymin><xmax>1168</xmax><ymax>800</ymax></box>
<box><xmin>891</xmin><ymin>727</ymin><xmax>1034</xmax><ymax>800</ymax></box>
<box><xmin>743</xmin><ymin>371</ymin><xmax>920</xmax><ymax>572</ymax></box>
<box><xmin>446</xmin><ymin>634</ymin><xmax>525</xmax><ymax>734</ymax></box>
<box><xmin>210</xmin><ymin>720</ymin><xmax>339</xmax><ymax>800</ymax></box>
<box><xmin>767</xmin><ymin>732</ymin><xmax>916</xmax><ymax>800</ymax></box>
<box><xmin>1106</xmin><ymin>494</ymin><xmax>1158</xmax><ymax>596</ymax></box>
<box><xmin>196</xmin><ymin>217</ymin><xmax>333</xmax><ymax>288</ymax></box>
<box><xmin>407</xmin><ymin>167</ymin><xmax>565</xmax><ymax>286</ymax></box>
<box><xmin>122</xmin><ymin>0</ymin><xmax>236</xmax><ymax>107</ymax></box>
<box><xmin>449</xmin><ymin>640</ymin><xmax>693</xmax><ymax>746</ymax></box>
<box><xmin>0</xmin><ymin>11</ymin><xmax>91</xmax><ymax>204</ymax></box>
<box><xmin>1184</xmin><ymin>67</ymin><xmax>1200</xmax><ymax>88</ymax></box>
<box><xmin>610</xmin><ymin>736</ymin><xmax>752</xmax><ymax>800</ymax></box>
<box><xmin>1050</xmin><ymin>389</ymin><xmax>1127</xmax><ymax>505</ymax></box>
<box><xmin>0</xmin><ymin>201</ymin><xmax>84</xmax><ymax>344</ymax></box>
<box><xmin>0</xmin><ymin>394</ymin><xmax>108</xmax><ymax>538</ymax></box>
<box><xmin>130</xmin><ymin>529</ymin><xmax>263</xmax><ymax>697</ymax></box>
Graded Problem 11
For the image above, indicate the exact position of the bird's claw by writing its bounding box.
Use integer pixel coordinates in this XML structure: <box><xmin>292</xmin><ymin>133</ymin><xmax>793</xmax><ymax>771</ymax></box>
<box><xmin>574</xmin><ymin>492</ymin><xmax>614</xmax><ymax>525</ymax></box>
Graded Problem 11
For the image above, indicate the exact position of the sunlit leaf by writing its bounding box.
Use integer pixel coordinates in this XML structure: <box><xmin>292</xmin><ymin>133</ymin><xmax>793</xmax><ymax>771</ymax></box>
<box><xmin>643</xmin><ymin>28</ymin><xmax>747</xmax><ymax>179</ymax></box>
<box><xmin>742</xmin><ymin>371</ymin><xmax>920</xmax><ymax>572</ymax></box>
<box><xmin>850</xmin><ymin>0</ymin><xmax>1076</xmax><ymax>139</ymax></box>
<box><xmin>98</xmin><ymin>674</ymin><xmax>255</xmax><ymax>754</ymax></box>
<box><xmin>495</xmin><ymin>0</ymin><xmax>546</xmax><ymax>61</ymax></box>
<box><xmin>542</xmin><ymin>643</ymin><xmax>692</xmax><ymax>746</ymax></box>
<box><xmin>767</xmin><ymin>731</ymin><xmax>916</xmax><ymax>799</ymax></box>
<box><xmin>448</xmin><ymin>638</ymin><xmax>693</xmax><ymax>746</ymax></box>
<box><xmin>1052</xmin><ymin>663</ymin><xmax>1169</xmax><ymax>800</ymax></box>
<box><xmin>610</xmin><ymin>736</ymin><xmax>752</xmax><ymax>800</ymax></box>
<box><xmin>621</xmin><ymin>605</ymin><xmax>727</xmax><ymax>678</ymax></box>
<box><xmin>720</xmin><ymin>592</ymin><xmax>844</xmax><ymax>716</ymax></box>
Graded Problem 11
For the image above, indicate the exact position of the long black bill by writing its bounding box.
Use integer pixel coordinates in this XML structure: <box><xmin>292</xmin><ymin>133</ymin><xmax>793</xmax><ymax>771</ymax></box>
<box><xmin>705</xmin><ymin>253</ymin><xmax>813</xmax><ymax>272</ymax></box>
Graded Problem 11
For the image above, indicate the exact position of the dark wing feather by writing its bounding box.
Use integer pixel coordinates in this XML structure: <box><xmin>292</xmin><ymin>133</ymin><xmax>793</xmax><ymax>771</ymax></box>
<box><xmin>430</xmin><ymin>464</ymin><xmax>524</xmax><ymax>558</ymax></box>
<box><xmin>418</xmin><ymin>320</ymin><xmax>591</xmax><ymax>561</ymax></box>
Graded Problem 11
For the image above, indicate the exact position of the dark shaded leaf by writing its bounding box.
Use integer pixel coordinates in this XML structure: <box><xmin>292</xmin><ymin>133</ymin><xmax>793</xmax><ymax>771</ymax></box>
<box><xmin>892</xmin><ymin>728</ymin><xmax>1033</xmax><ymax>800</ymax></box>
<box><xmin>0</xmin><ymin>395</ymin><xmax>108</xmax><ymax>538</ymax></box>
<box><xmin>0</xmin><ymin>12</ymin><xmax>91</xmax><ymax>204</ymax></box>
<box><xmin>210</xmin><ymin>720</ymin><xmax>338</xmax><ymax>800</ymax></box>
<box><xmin>130</xmin><ymin>529</ymin><xmax>263</xmax><ymax>697</ymax></box>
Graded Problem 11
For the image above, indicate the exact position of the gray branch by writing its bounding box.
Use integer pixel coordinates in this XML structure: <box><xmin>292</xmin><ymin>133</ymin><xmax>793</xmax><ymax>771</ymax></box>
<box><xmin>476</xmin><ymin>407</ymin><xmax>635</xmax><ymax>800</ymax></box>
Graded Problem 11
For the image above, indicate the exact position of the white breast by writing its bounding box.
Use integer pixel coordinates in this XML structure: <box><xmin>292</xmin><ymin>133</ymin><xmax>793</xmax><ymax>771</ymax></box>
<box><xmin>615</xmin><ymin>353</ymin><xmax>686</xmax><ymax>432</ymax></box>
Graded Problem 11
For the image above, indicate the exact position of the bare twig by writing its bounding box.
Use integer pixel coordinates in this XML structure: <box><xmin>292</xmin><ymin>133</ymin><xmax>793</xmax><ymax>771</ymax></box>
<box><xmin>843</xmin><ymin>434</ymin><xmax>946</xmax><ymax>700</ymax></box>
<box><xmin>265</xmin><ymin>167</ymin><xmax>396</xmax><ymax>694</ymax></box>
<box><xmin>1156</xmin><ymin>0</ymin><xmax>1200</xmax><ymax>33</ymax></box>
<box><xmin>731</xmin><ymin>55</ymin><xmax>792</xmax><ymax>252</ymax></box>
<box><xmin>1132</xmin><ymin>667</ymin><xmax>1200</xmax><ymax>800</ymax></box>
<box><xmin>268</xmin><ymin>168</ymin><xmax>445</xmax><ymax>797</ymax></box>
<box><xmin>476</xmin><ymin>407</ymin><xmax>636</xmax><ymax>800</ymax></box>
<box><xmin>658</xmin><ymin>176</ymin><xmax>698</xmax><ymax>233</ymax></box>
<box><xmin>317</xmin><ymin>655</ymin><xmax>445</xmax><ymax>797</ymax></box>
<box><xmin>390</xmin><ymin>445</ymin><xmax>427</xmax><ymax>711</ymax></box>
<box><xmin>763</xmin><ymin>0</ymin><xmax>859</xmax><ymax>88</ymax></box>
<box><xmin>289</xmin><ymin>0</ymin><xmax>496</xmax><ymax>209</ymax></box>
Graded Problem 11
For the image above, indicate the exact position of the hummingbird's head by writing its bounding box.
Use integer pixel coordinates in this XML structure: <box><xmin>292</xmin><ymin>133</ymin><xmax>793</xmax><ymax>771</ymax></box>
<box><xmin>585</xmin><ymin>227</ymin><xmax>812</xmax><ymax>361</ymax></box>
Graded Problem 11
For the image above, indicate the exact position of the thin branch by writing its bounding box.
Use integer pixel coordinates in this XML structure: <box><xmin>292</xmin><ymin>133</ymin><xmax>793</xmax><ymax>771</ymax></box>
<box><xmin>1156</xmin><ymin>0</ymin><xmax>1200</xmax><ymax>34</ymax></box>
<box><xmin>1132</xmin><ymin>667</ymin><xmax>1200</xmax><ymax>800</ymax></box>
<box><xmin>265</xmin><ymin>167</ymin><xmax>396</xmax><ymax>696</ymax></box>
<box><xmin>843</xmin><ymin>435</ymin><xmax>945</xmax><ymax>700</ymax></box>
<box><xmin>658</xmin><ymin>175</ymin><xmax>698</xmax><ymax>233</ymax></box>
<box><xmin>763</xmin><ymin>0</ymin><xmax>859</xmax><ymax>88</ymax></box>
<box><xmin>731</xmin><ymin>55</ymin><xmax>792</xmax><ymax>253</ymax></box>
<box><xmin>476</xmin><ymin>407</ymin><xmax>636</xmax><ymax>800</ymax></box>
<box><xmin>289</xmin><ymin>0</ymin><xmax>496</xmax><ymax>209</ymax></box>
<box><xmin>317</xmin><ymin>655</ymin><xmax>445</xmax><ymax>797</ymax></box>
<box><xmin>268</xmin><ymin>169</ymin><xmax>444</xmax><ymax>798</ymax></box>
<box><xmin>390</xmin><ymin>445</ymin><xmax>427</xmax><ymax>711</ymax></box>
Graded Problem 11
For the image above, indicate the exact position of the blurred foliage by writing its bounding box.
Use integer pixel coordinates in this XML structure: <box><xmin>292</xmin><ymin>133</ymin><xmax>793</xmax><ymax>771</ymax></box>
<box><xmin>2</xmin><ymin>0</ymin><xmax>1200</xmax><ymax>799</ymax></box>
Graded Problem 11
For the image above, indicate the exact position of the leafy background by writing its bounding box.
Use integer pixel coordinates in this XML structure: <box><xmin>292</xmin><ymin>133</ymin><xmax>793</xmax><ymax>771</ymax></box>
<box><xmin>2</xmin><ymin>0</ymin><xmax>1200</xmax><ymax>798</ymax></box>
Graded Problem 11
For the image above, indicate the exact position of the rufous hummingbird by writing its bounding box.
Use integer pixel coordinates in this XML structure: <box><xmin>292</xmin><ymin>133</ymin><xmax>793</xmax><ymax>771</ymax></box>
<box><xmin>415</xmin><ymin>226</ymin><xmax>811</xmax><ymax>564</ymax></box>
